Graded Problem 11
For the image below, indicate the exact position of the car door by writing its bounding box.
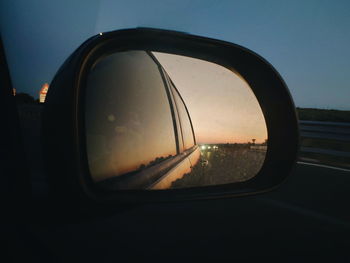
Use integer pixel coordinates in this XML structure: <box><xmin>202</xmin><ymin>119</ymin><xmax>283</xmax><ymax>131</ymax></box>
<box><xmin>150</xmin><ymin>67</ymin><xmax>201</xmax><ymax>189</ymax></box>
<box><xmin>85</xmin><ymin>50</ymin><xmax>197</xmax><ymax>190</ymax></box>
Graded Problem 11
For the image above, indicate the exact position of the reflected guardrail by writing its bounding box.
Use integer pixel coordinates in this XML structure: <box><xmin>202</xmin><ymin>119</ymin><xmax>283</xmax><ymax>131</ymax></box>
<box><xmin>250</xmin><ymin>145</ymin><xmax>267</xmax><ymax>152</ymax></box>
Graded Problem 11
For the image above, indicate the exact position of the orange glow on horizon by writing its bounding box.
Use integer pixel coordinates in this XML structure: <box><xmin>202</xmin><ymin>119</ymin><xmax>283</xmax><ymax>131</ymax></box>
<box><xmin>154</xmin><ymin>52</ymin><xmax>268</xmax><ymax>145</ymax></box>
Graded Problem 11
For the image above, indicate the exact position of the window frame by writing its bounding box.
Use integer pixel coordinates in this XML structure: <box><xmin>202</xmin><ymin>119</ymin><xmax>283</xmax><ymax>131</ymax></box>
<box><xmin>147</xmin><ymin>52</ymin><xmax>181</xmax><ymax>154</ymax></box>
<box><xmin>148</xmin><ymin>52</ymin><xmax>197</xmax><ymax>152</ymax></box>
<box><xmin>166</xmin><ymin>75</ymin><xmax>197</xmax><ymax>149</ymax></box>
<box><xmin>160</xmin><ymin>68</ymin><xmax>184</xmax><ymax>153</ymax></box>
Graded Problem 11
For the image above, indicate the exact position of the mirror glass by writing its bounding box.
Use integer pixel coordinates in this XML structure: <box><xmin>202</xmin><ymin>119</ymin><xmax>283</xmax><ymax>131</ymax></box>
<box><xmin>85</xmin><ymin>51</ymin><xmax>267</xmax><ymax>190</ymax></box>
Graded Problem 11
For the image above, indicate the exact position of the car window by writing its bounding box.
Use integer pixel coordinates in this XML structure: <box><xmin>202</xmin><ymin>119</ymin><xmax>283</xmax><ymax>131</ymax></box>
<box><xmin>168</xmin><ymin>79</ymin><xmax>195</xmax><ymax>151</ymax></box>
<box><xmin>85</xmin><ymin>51</ymin><xmax>177</xmax><ymax>182</ymax></box>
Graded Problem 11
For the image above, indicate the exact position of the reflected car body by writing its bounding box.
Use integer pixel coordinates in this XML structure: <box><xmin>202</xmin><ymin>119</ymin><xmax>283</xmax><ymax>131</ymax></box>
<box><xmin>151</xmin><ymin>146</ymin><xmax>201</xmax><ymax>189</ymax></box>
<box><xmin>86</xmin><ymin>51</ymin><xmax>201</xmax><ymax>190</ymax></box>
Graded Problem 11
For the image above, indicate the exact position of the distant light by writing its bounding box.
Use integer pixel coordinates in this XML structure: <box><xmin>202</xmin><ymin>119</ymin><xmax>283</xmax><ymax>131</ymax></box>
<box><xmin>99</xmin><ymin>32</ymin><xmax>103</xmax><ymax>36</ymax></box>
<box><xmin>39</xmin><ymin>83</ymin><xmax>49</xmax><ymax>103</ymax></box>
<box><xmin>201</xmin><ymin>145</ymin><xmax>206</xmax><ymax>150</ymax></box>
<box><xmin>208</xmin><ymin>146</ymin><xmax>211</xmax><ymax>149</ymax></box>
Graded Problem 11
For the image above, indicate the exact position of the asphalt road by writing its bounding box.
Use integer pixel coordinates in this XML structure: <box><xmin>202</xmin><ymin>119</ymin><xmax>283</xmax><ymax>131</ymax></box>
<box><xmin>10</xmin><ymin>162</ymin><xmax>350</xmax><ymax>262</ymax></box>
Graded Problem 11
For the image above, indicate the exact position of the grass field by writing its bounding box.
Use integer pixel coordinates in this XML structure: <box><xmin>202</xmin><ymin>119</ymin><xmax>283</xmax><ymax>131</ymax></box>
<box><xmin>171</xmin><ymin>144</ymin><xmax>266</xmax><ymax>188</ymax></box>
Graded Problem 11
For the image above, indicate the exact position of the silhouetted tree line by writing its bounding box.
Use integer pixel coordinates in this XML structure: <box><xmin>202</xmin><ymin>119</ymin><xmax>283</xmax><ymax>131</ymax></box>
<box><xmin>297</xmin><ymin>107</ymin><xmax>350</xmax><ymax>123</ymax></box>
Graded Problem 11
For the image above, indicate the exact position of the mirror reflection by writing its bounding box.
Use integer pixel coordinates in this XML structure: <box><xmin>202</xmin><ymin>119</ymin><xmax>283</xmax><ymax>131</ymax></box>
<box><xmin>85</xmin><ymin>51</ymin><xmax>267</xmax><ymax>190</ymax></box>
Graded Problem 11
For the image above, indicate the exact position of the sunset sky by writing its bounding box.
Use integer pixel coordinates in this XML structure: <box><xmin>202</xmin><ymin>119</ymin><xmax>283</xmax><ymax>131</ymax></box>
<box><xmin>154</xmin><ymin>52</ymin><xmax>268</xmax><ymax>144</ymax></box>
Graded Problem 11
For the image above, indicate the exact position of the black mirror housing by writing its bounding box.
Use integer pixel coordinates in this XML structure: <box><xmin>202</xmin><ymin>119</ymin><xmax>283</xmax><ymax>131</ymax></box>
<box><xmin>43</xmin><ymin>28</ymin><xmax>299</xmax><ymax>216</ymax></box>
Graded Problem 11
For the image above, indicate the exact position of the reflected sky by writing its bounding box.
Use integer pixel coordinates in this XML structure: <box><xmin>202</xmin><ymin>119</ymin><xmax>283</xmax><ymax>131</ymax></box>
<box><xmin>154</xmin><ymin>52</ymin><xmax>267</xmax><ymax>144</ymax></box>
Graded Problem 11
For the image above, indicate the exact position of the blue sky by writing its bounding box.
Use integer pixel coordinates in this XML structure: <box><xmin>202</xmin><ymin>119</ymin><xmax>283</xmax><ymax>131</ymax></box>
<box><xmin>1</xmin><ymin>0</ymin><xmax>350</xmax><ymax>109</ymax></box>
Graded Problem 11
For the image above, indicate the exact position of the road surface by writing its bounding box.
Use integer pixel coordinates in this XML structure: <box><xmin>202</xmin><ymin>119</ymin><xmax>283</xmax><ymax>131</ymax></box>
<box><xmin>10</xmin><ymin>162</ymin><xmax>350</xmax><ymax>261</ymax></box>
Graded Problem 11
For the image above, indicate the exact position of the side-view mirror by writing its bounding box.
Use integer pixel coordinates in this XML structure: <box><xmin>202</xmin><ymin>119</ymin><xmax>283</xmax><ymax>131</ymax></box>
<box><xmin>43</xmin><ymin>28</ymin><xmax>299</xmax><ymax>216</ymax></box>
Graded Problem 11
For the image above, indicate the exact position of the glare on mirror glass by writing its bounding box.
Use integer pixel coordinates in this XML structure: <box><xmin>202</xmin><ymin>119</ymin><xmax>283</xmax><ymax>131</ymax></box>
<box><xmin>85</xmin><ymin>50</ymin><xmax>268</xmax><ymax>191</ymax></box>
